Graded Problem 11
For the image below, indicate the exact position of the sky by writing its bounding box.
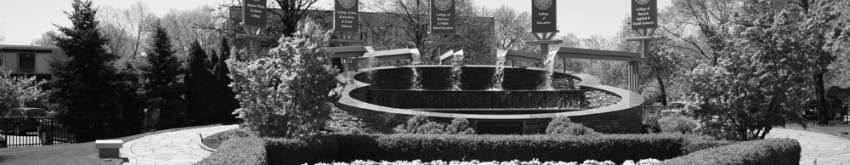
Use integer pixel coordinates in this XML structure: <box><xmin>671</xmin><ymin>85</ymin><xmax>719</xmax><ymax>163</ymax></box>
<box><xmin>0</xmin><ymin>0</ymin><xmax>671</xmax><ymax>45</ymax></box>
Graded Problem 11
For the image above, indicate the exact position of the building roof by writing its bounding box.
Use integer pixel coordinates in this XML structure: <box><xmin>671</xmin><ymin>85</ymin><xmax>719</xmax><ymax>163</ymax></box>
<box><xmin>557</xmin><ymin>47</ymin><xmax>641</xmax><ymax>62</ymax></box>
<box><xmin>363</xmin><ymin>48</ymin><xmax>418</xmax><ymax>58</ymax></box>
<box><xmin>327</xmin><ymin>46</ymin><xmax>374</xmax><ymax>58</ymax></box>
<box><xmin>506</xmin><ymin>50</ymin><xmax>541</xmax><ymax>60</ymax></box>
<box><xmin>0</xmin><ymin>45</ymin><xmax>60</xmax><ymax>51</ymax></box>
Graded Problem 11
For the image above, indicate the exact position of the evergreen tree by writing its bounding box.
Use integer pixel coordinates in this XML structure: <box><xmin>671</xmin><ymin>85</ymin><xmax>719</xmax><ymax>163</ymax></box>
<box><xmin>141</xmin><ymin>21</ymin><xmax>185</xmax><ymax>129</ymax></box>
<box><xmin>185</xmin><ymin>40</ymin><xmax>216</xmax><ymax>124</ymax></box>
<box><xmin>50</xmin><ymin>0</ymin><xmax>142</xmax><ymax>141</ymax></box>
<box><xmin>214</xmin><ymin>38</ymin><xmax>239</xmax><ymax>123</ymax></box>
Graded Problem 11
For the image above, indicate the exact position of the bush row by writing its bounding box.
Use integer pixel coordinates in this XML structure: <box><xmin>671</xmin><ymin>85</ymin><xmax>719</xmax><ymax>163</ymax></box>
<box><xmin>265</xmin><ymin>134</ymin><xmax>727</xmax><ymax>165</ymax></box>
<box><xmin>659</xmin><ymin>139</ymin><xmax>800</xmax><ymax>165</ymax></box>
<box><xmin>307</xmin><ymin>159</ymin><xmax>661</xmax><ymax>165</ymax></box>
<box><xmin>196</xmin><ymin>135</ymin><xmax>267</xmax><ymax>165</ymax></box>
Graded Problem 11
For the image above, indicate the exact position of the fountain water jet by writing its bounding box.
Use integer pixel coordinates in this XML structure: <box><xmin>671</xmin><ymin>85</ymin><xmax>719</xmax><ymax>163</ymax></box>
<box><xmin>450</xmin><ymin>50</ymin><xmax>464</xmax><ymax>91</ymax></box>
<box><xmin>410</xmin><ymin>49</ymin><xmax>423</xmax><ymax>90</ymax></box>
<box><xmin>540</xmin><ymin>47</ymin><xmax>559</xmax><ymax>90</ymax></box>
<box><xmin>489</xmin><ymin>49</ymin><xmax>509</xmax><ymax>91</ymax></box>
<box><xmin>364</xmin><ymin>52</ymin><xmax>377</xmax><ymax>83</ymax></box>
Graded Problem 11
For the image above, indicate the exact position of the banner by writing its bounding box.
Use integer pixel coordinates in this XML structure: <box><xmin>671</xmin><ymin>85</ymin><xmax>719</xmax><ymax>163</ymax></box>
<box><xmin>430</xmin><ymin>0</ymin><xmax>455</xmax><ymax>34</ymax></box>
<box><xmin>531</xmin><ymin>0</ymin><xmax>557</xmax><ymax>33</ymax></box>
<box><xmin>242</xmin><ymin>0</ymin><xmax>267</xmax><ymax>27</ymax></box>
<box><xmin>334</xmin><ymin>0</ymin><xmax>359</xmax><ymax>32</ymax></box>
<box><xmin>631</xmin><ymin>0</ymin><xmax>657</xmax><ymax>29</ymax></box>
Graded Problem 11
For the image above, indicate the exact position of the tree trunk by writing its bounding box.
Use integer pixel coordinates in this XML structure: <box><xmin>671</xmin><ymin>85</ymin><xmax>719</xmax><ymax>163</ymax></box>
<box><xmin>816</xmin><ymin>71</ymin><xmax>830</xmax><ymax>125</ymax></box>
<box><xmin>656</xmin><ymin>73</ymin><xmax>668</xmax><ymax>106</ymax></box>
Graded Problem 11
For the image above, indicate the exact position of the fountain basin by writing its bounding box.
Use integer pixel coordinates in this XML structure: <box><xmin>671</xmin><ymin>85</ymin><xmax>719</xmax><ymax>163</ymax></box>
<box><xmin>352</xmin><ymin>88</ymin><xmax>585</xmax><ymax>111</ymax></box>
<box><xmin>338</xmin><ymin>65</ymin><xmax>645</xmax><ymax>134</ymax></box>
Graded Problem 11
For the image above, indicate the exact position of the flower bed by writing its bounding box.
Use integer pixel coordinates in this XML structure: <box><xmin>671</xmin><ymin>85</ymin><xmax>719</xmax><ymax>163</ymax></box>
<box><xmin>309</xmin><ymin>159</ymin><xmax>661</xmax><ymax>165</ymax></box>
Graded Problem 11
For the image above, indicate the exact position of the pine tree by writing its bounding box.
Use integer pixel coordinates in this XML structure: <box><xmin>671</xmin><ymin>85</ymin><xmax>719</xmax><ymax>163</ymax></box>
<box><xmin>141</xmin><ymin>21</ymin><xmax>185</xmax><ymax>129</ymax></box>
<box><xmin>214</xmin><ymin>38</ymin><xmax>239</xmax><ymax>123</ymax></box>
<box><xmin>50</xmin><ymin>0</ymin><xmax>142</xmax><ymax>141</ymax></box>
<box><xmin>185</xmin><ymin>40</ymin><xmax>216</xmax><ymax>124</ymax></box>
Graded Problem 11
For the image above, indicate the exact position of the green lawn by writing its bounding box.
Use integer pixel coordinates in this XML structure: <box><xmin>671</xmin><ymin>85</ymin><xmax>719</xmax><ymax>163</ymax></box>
<box><xmin>0</xmin><ymin>124</ymin><xmax>221</xmax><ymax>165</ymax></box>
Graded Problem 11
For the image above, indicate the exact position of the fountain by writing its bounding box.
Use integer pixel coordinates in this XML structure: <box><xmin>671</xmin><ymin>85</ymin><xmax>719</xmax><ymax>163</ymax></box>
<box><xmin>364</xmin><ymin>52</ymin><xmax>377</xmax><ymax>83</ymax></box>
<box><xmin>410</xmin><ymin>49</ymin><xmax>423</xmax><ymax>90</ymax></box>
<box><xmin>450</xmin><ymin>50</ymin><xmax>464</xmax><ymax>91</ymax></box>
<box><xmin>337</xmin><ymin>49</ymin><xmax>645</xmax><ymax>134</ymax></box>
<box><xmin>540</xmin><ymin>47</ymin><xmax>559</xmax><ymax>90</ymax></box>
<box><xmin>489</xmin><ymin>49</ymin><xmax>508</xmax><ymax>91</ymax></box>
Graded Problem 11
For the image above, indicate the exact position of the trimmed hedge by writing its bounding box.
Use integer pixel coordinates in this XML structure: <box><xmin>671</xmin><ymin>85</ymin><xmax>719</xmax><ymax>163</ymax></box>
<box><xmin>196</xmin><ymin>135</ymin><xmax>267</xmax><ymax>165</ymax></box>
<box><xmin>659</xmin><ymin>139</ymin><xmax>800</xmax><ymax>165</ymax></box>
<box><xmin>265</xmin><ymin>134</ymin><xmax>727</xmax><ymax>164</ymax></box>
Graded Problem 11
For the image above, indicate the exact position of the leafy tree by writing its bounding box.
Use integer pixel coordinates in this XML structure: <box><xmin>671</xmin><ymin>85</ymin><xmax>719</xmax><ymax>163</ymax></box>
<box><xmin>159</xmin><ymin>6</ymin><xmax>222</xmax><ymax>57</ymax></box>
<box><xmin>689</xmin><ymin>1</ymin><xmax>825</xmax><ymax>140</ymax></box>
<box><xmin>140</xmin><ymin>21</ymin><xmax>185</xmax><ymax>129</ymax></box>
<box><xmin>50</xmin><ymin>0</ymin><xmax>143</xmax><ymax>141</ymax></box>
<box><xmin>213</xmin><ymin>38</ymin><xmax>239</xmax><ymax>123</ymax></box>
<box><xmin>0</xmin><ymin>69</ymin><xmax>46</xmax><ymax>113</ymax></box>
<box><xmin>31</xmin><ymin>31</ymin><xmax>59</xmax><ymax>46</ymax></box>
<box><xmin>230</xmin><ymin>19</ymin><xmax>339</xmax><ymax>137</ymax></box>
<box><xmin>795</xmin><ymin>0</ymin><xmax>847</xmax><ymax>124</ymax></box>
<box><xmin>185</xmin><ymin>40</ymin><xmax>217</xmax><ymax>124</ymax></box>
<box><xmin>269</xmin><ymin>0</ymin><xmax>319</xmax><ymax>36</ymax></box>
<box><xmin>484</xmin><ymin>6</ymin><xmax>532</xmax><ymax>51</ymax></box>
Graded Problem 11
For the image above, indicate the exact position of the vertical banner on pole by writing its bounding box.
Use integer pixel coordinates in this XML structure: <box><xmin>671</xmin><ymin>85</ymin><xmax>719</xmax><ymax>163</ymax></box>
<box><xmin>630</xmin><ymin>0</ymin><xmax>657</xmax><ymax>29</ymax></box>
<box><xmin>334</xmin><ymin>0</ymin><xmax>359</xmax><ymax>32</ymax></box>
<box><xmin>430</xmin><ymin>0</ymin><xmax>456</xmax><ymax>34</ymax></box>
<box><xmin>531</xmin><ymin>0</ymin><xmax>557</xmax><ymax>33</ymax></box>
<box><xmin>242</xmin><ymin>0</ymin><xmax>267</xmax><ymax>27</ymax></box>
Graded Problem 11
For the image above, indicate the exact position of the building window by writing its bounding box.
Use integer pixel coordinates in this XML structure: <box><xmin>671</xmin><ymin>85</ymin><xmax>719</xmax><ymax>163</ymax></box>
<box><xmin>19</xmin><ymin>52</ymin><xmax>35</xmax><ymax>73</ymax></box>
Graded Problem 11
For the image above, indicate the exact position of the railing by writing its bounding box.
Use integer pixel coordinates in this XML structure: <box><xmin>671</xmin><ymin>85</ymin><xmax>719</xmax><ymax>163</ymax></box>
<box><xmin>0</xmin><ymin>117</ymin><xmax>76</xmax><ymax>148</ymax></box>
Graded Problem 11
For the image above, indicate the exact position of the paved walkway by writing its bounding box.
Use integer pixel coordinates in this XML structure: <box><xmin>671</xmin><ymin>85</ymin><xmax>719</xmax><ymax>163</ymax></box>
<box><xmin>121</xmin><ymin>125</ymin><xmax>238</xmax><ymax>165</ymax></box>
<box><xmin>767</xmin><ymin>128</ymin><xmax>850</xmax><ymax>165</ymax></box>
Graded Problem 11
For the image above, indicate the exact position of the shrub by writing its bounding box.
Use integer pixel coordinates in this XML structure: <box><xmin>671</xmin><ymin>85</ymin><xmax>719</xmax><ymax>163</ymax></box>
<box><xmin>393</xmin><ymin>116</ymin><xmax>475</xmax><ymax>134</ymax></box>
<box><xmin>308</xmin><ymin>159</ymin><xmax>662</xmax><ymax>165</ymax></box>
<box><xmin>0</xmin><ymin>69</ymin><xmax>46</xmax><ymax>113</ymax></box>
<box><xmin>196</xmin><ymin>136</ymin><xmax>267</xmax><ymax>165</ymax></box>
<box><xmin>445</xmin><ymin>118</ymin><xmax>475</xmax><ymax>134</ymax></box>
<box><xmin>659</xmin><ymin>139</ymin><xmax>800</xmax><ymax>165</ymax></box>
<box><xmin>657</xmin><ymin>115</ymin><xmax>699</xmax><ymax>134</ymax></box>
<box><xmin>265</xmin><ymin>134</ymin><xmax>725</xmax><ymax>164</ymax></box>
<box><xmin>642</xmin><ymin>107</ymin><xmax>663</xmax><ymax>133</ymax></box>
<box><xmin>229</xmin><ymin>18</ymin><xmax>339</xmax><ymax>138</ymax></box>
<box><xmin>546</xmin><ymin>116</ymin><xmax>597</xmax><ymax>135</ymax></box>
<box><xmin>203</xmin><ymin>128</ymin><xmax>254</xmax><ymax>149</ymax></box>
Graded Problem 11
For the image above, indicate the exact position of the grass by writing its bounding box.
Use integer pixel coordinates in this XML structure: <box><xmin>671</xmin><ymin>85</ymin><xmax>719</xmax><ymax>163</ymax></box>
<box><xmin>784</xmin><ymin>120</ymin><xmax>850</xmax><ymax>140</ymax></box>
<box><xmin>0</xmin><ymin>124</ymin><xmax>222</xmax><ymax>165</ymax></box>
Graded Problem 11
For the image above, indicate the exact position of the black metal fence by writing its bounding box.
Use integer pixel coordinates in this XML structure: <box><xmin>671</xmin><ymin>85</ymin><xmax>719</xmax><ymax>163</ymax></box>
<box><xmin>0</xmin><ymin>117</ymin><xmax>75</xmax><ymax>148</ymax></box>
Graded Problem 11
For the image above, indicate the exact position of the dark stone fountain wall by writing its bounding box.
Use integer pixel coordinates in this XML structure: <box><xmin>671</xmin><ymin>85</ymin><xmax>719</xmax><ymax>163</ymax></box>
<box><xmin>342</xmin><ymin>66</ymin><xmax>643</xmax><ymax>134</ymax></box>
<box><xmin>355</xmin><ymin>66</ymin><xmax>579</xmax><ymax>90</ymax></box>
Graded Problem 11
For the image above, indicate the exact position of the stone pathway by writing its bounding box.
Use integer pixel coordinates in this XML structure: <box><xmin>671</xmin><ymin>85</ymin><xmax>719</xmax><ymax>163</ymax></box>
<box><xmin>767</xmin><ymin>128</ymin><xmax>850</xmax><ymax>165</ymax></box>
<box><xmin>121</xmin><ymin>125</ymin><xmax>238</xmax><ymax>165</ymax></box>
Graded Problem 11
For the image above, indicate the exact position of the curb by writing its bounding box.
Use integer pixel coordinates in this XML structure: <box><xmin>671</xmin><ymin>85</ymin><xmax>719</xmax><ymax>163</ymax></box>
<box><xmin>199</xmin><ymin>140</ymin><xmax>217</xmax><ymax>152</ymax></box>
